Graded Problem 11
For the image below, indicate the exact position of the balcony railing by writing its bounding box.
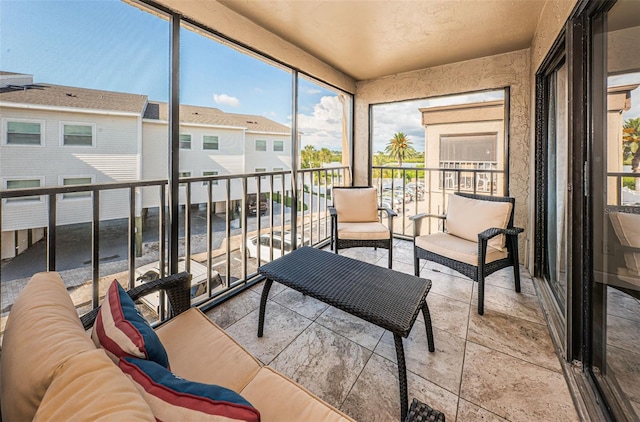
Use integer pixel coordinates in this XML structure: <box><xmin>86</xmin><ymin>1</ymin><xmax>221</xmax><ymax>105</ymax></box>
<box><xmin>372</xmin><ymin>165</ymin><xmax>506</xmax><ymax>237</ymax></box>
<box><xmin>607</xmin><ymin>171</ymin><xmax>640</xmax><ymax>206</ymax></box>
<box><xmin>0</xmin><ymin>166</ymin><xmax>348</xmax><ymax>329</ymax></box>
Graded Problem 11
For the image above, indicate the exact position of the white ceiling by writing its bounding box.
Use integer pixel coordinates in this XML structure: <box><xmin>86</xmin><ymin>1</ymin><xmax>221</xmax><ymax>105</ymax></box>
<box><xmin>217</xmin><ymin>0</ymin><xmax>548</xmax><ymax>81</ymax></box>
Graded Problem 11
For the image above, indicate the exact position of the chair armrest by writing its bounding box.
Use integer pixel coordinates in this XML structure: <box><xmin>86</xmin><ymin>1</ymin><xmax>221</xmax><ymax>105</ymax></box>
<box><xmin>478</xmin><ymin>226</ymin><xmax>524</xmax><ymax>241</ymax></box>
<box><xmin>378</xmin><ymin>206</ymin><xmax>397</xmax><ymax>218</ymax></box>
<box><xmin>328</xmin><ymin>206</ymin><xmax>337</xmax><ymax>217</ymax></box>
<box><xmin>80</xmin><ymin>271</ymin><xmax>192</xmax><ymax>330</ymax></box>
<box><xmin>410</xmin><ymin>213</ymin><xmax>446</xmax><ymax>237</ymax></box>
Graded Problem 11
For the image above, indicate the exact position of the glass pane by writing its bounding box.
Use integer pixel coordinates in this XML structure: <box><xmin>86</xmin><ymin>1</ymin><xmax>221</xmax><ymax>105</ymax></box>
<box><xmin>591</xmin><ymin>0</ymin><xmax>640</xmax><ymax>418</ymax></box>
<box><xmin>545</xmin><ymin>61</ymin><xmax>569</xmax><ymax>315</ymax></box>
<box><xmin>64</xmin><ymin>125</ymin><xmax>91</xmax><ymax>136</ymax></box>
<box><xmin>62</xmin><ymin>177</ymin><xmax>92</xmax><ymax>198</ymax></box>
<box><xmin>8</xmin><ymin>121</ymin><xmax>40</xmax><ymax>134</ymax></box>
<box><xmin>7</xmin><ymin>121</ymin><xmax>41</xmax><ymax>145</ymax></box>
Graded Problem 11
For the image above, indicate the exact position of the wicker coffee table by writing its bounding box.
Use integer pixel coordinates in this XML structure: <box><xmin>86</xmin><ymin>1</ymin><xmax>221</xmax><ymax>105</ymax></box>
<box><xmin>257</xmin><ymin>247</ymin><xmax>435</xmax><ymax>421</ymax></box>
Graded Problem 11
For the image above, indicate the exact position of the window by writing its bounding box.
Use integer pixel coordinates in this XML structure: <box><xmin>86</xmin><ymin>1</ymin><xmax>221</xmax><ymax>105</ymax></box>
<box><xmin>255</xmin><ymin>140</ymin><xmax>267</xmax><ymax>152</ymax></box>
<box><xmin>6</xmin><ymin>121</ymin><xmax>42</xmax><ymax>145</ymax></box>
<box><xmin>273</xmin><ymin>167</ymin><xmax>284</xmax><ymax>178</ymax></box>
<box><xmin>179</xmin><ymin>134</ymin><xmax>191</xmax><ymax>149</ymax></box>
<box><xmin>273</xmin><ymin>140</ymin><xmax>284</xmax><ymax>152</ymax></box>
<box><xmin>203</xmin><ymin>135</ymin><xmax>219</xmax><ymax>150</ymax></box>
<box><xmin>179</xmin><ymin>171</ymin><xmax>191</xmax><ymax>178</ymax></box>
<box><xmin>62</xmin><ymin>177</ymin><xmax>92</xmax><ymax>199</ymax></box>
<box><xmin>202</xmin><ymin>171</ymin><xmax>218</xmax><ymax>186</ymax></box>
<box><xmin>5</xmin><ymin>179</ymin><xmax>41</xmax><ymax>202</ymax></box>
<box><xmin>255</xmin><ymin>167</ymin><xmax>267</xmax><ymax>179</ymax></box>
<box><xmin>63</xmin><ymin>124</ymin><xmax>94</xmax><ymax>146</ymax></box>
<box><xmin>439</xmin><ymin>133</ymin><xmax>497</xmax><ymax>163</ymax></box>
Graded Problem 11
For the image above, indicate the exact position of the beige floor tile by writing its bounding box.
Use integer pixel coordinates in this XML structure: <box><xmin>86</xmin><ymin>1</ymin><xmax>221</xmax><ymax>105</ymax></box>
<box><xmin>472</xmin><ymin>283</ymin><xmax>545</xmax><ymax>324</ymax></box>
<box><xmin>375</xmin><ymin>323</ymin><xmax>466</xmax><ymax>395</ymax></box>
<box><xmin>421</xmin><ymin>268</ymin><xmax>474</xmax><ymax>304</ymax></box>
<box><xmin>270</xmin><ymin>322</ymin><xmax>371</xmax><ymax>409</ymax></box>
<box><xmin>460</xmin><ymin>342</ymin><xmax>579</xmax><ymax>422</ymax></box>
<box><xmin>225</xmin><ymin>300</ymin><xmax>312</xmax><ymax>365</ymax></box>
<box><xmin>467</xmin><ymin>309</ymin><xmax>561</xmax><ymax>372</ymax></box>
<box><xmin>205</xmin><ymin>287</ymin><xmax>260</xmax><ymax>329</ymax></box>
<box><xmin>427</xmin><ymin>292</ymin><xmax>470</xmax><ymax>339</ymax></box>
<box><xmin>341</xmin><ymin>353</ymin><xmax>459</xmax><ymax>422</ymax></box>
<box><xmin>607</xmin><ymin>344</ymin><xmax>640</xmax><ymax>404</ymax></box>
<box><xmin>271</xmin><ymin>287</ymin><xmax>329</xmax><ymax>320</ymax></box>
<box><xmin>456</xmin><ymin>399</ymin><xmax>508</xmax><ymax>422</ymax></box>
<box><xmin>316</xmin><ymin>306</ymin><xmax>385</xmax><ymax>351</ymax></box>
<box><xmin>484</xmin><ymin>266</ymin><xmax>536</xmax><ymax>296</ymax></box>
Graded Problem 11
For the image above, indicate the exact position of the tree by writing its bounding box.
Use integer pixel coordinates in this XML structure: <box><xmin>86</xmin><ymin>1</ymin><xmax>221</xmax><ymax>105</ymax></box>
<box><xmin>385</xmin><ymin>132</ymin><xmax>417</xmax><ymax>166</ymax></box>
<box><xmin>623</xmin><ymin>117</ymin><xmax>640</xmax><ymax>173</ymax></box>
<box><xmin>319</xmin><ymin>148</ymin><xmax>332</xmax><ymax>165</ymax></box>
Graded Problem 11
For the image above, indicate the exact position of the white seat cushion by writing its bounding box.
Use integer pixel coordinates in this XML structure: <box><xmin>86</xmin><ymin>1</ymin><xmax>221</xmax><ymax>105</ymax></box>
<box><xmin>609</xmin><ymin>211</ymin><xmax>640</xmax><ymax>274</ymax></box>
<box><xmin>338</xmin><ymin>222</ymin><xmax>390</xmax><ymax>240</ymax></box>
<box><xmin>445</xmin><ymin>194</ymin><xmax>512</xmax><ymax>251</ymax></box>
<box><xmin>416</xmin><ymin>232</ymin><xmax>507</xmax><ymax>266</ymax></box>
<box><xmin>333</xmin><ymin>187</ymin><xmax>379</xmax><ymax>223</ymax></box>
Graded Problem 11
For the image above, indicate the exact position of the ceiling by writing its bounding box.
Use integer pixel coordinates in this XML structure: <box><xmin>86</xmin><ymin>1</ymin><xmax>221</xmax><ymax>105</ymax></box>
<box><xmin>217</xmin><ymin>0</ymin><xmax>548</xmax><ymax>81</ymax></box>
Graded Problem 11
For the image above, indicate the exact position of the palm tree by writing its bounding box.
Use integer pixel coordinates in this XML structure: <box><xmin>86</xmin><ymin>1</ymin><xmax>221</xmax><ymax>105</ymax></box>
<box><xmin>623</xmin><ymin>117</ymin><xmax>640</xmax><ymax>173</ymax></box>
<box><xmin>385</xmin><ymin>132</ymin><xmax>417</xmax><ymax>166</ymax></box>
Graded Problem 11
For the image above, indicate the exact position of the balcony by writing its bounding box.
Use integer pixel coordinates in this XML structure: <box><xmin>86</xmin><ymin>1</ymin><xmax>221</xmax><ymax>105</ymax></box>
<box><xmin>0</xmin><ymin>168</ymin><xmax>580</xmax><ymax>421</ymax></box>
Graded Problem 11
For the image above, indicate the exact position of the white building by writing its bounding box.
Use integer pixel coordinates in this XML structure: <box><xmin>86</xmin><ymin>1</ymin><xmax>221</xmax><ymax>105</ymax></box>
<box><xmin>0</xmin><ymin>72</ymin><xmax>292</xmax><ymax>259</ymax></box>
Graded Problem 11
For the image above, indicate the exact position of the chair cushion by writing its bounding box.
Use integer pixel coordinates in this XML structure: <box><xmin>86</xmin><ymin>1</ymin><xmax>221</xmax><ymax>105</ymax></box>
<box><xmin>609</xmin><ymin>211</ymin><xmax>640</xmax><ymax>274</ymax></box>
<box><xmin>415</xmin><ymin>232</ymin><xmax>508</xmax><ymax>266</ymax></box>
<box><xmin>338</xmin><ymin>221</ymin><xmax>391</xmax><ymax>240</ymax></box>
<box><xmin>92</xmin><ymin>279</ymin><xmax>170</xmax><ymax>368</ymax></box>
<box><xmin>445</xmin><ymin>194</ymin><xmax>512</xmax><ymax>251</ymax></box>
<box><xmin>333</xmin><ymin>187</ymin><xmax>379</xmax><ymax>223</ymax></box>
<box><xmin>120</xmin><ymin>357</ymin><xmax>260</xmax><ymax>422</ymax></box>
<box><xmin>155</xmin><ymin>308</ymin><xmax>262</xmax><ymax>393</ymax></box>
<box><xmin>240</xmin><ymin>367</ymin><xmax>353</xmax><ymax>422</ymax></box>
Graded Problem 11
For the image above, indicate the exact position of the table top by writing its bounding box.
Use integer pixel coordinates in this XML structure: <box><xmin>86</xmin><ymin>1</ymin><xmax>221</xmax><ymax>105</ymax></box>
<box><xmin>258</xmin><ymin>247</ymin><xmax>431</xmax><ymax>337</ymax></box>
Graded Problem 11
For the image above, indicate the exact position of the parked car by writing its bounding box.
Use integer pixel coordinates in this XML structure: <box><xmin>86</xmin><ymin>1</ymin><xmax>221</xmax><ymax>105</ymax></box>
<box><xmin>247</xmin><ymin>193</ymin><xmax>268</xmax><ymax>216</ymax></box>
<box><xmin>246</xmin><ymin>231</ymin><xmax>303</xmax><ymax>262</ymax></box>
<box><xmin>134</xmin><ymin>258</ymin><xmax>222</xmax><ymax>315</ymax></box>
<box><xmin>379</xmin><ymin>194</ymin><xmax>402</xmax><ymax>213</ymax></box>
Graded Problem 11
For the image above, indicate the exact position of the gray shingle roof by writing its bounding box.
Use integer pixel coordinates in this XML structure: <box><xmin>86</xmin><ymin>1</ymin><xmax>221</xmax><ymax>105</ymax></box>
<box><xmin>0</xmin><ymin>83</ymin><xmax>148</xmax><ymax>114</ymax></box>
<box><xmin>144</xmin><ymin>102</ymin><xmax>291</xmax><ymax>134</ymax></box>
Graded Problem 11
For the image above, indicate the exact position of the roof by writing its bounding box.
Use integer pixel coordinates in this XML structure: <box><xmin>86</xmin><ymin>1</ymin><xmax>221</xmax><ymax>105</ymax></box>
<box><xmin>144</xmin><ymin>101</ymin><xmax>291</xmax><ymax>134</ymax></box>
<box><xmin>0</xmin><ymin>83</ymin><xmax>148</xmax><ymax>114</ymax></box>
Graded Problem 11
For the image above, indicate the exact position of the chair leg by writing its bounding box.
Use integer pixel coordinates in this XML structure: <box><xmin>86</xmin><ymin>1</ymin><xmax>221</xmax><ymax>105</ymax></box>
<box><xmin>477</xmin><ymin>241</ymin><xmax>488</xmax><ymax>315</ymax></box>
<box><xmin>388</xmin><ymin>241</ymin><xmax>393</xmax><ymax>269</ymax></box>
<box><xmin>511</xmin><ymin>236</ymin><xmax>521</xmax><ymax>293</ymax></box>
<box><xmin>414</xmin><ymin>248</ymin><xmax>420</xmax><ymax>277</ymax></box>
<box><xmin>477</xmin><ymin>273</ymin><xmax>485</xmax><ymax>315</ymax></box>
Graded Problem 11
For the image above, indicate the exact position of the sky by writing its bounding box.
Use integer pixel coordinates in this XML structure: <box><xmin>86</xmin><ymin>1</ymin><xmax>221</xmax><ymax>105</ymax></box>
<box><xmin>3</xmin><ymin>1</ymin><xmax>638</xmax><ymax>154</ymax></box>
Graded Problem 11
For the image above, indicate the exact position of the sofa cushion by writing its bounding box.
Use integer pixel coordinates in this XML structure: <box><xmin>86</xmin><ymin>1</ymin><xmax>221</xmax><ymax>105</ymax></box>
<box><xmin>415</xmin><ymin>232</ymin><xmax>508</xmax><ymax>266</ymax></box>
<box><xmin>92</xmin><ymin>279</ymin><xmax>170</xmax><ymax>368</ymax></box>
<box><xmin>241</xmin><ymin>367</ymin><xmax>353</xmax><ymax>422</ymax></box>
<box><xmin>333</xmin><ymin>187</ymin><xmax>379</xmax><ymax>223</ymax></box>
<box><xmin>337</xmin><ymin>221</ymin><xmax>390</xmax><ymax>240</ymax></box>
<box><xmin>445</xmin><ymin>194</ymin><xmax>512</xmax><ymax>251</ymax></box>
<box><xmin>156</xmin><ymin>308</ymin><xmax>262</xmax><ymax>392</ymax></box>
<box><xmin>0</xmin><ymin>272</ymin><xmax>98</xmax><ymax>422</ymax></box>
<box><xmin>34</xmin><ymin>349</ymin><xmax>155</xmax><ymax>421</ymax></box>
<box><xmin>120</xmin><ymin>357</ymin><xmax>260</xmax><ymax>422</ymax></box>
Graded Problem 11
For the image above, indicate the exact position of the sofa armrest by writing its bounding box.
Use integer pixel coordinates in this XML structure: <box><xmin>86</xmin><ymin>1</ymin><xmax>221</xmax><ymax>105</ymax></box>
<box><xmin>478</xmin><ymin>226</ymin><xmax>524</xmax><ymax>241</ymax></box>
<box><xmin>378</xmin><ymin>206</ymin><xmax>397</xmax><ymax>218</ymax></box>
<box><xmin>80</xmin><ymin>271</ymin><xmax>192</xmax><ymax>330</ymax></box>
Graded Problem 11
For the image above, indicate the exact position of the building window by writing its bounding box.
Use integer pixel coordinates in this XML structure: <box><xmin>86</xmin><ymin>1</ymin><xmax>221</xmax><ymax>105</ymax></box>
<box><xmin>179</xmin><ymin>134</ymin><xmax>191</xmax><ymax>149</ymax></box>
<box><xmin>62</xmin><ymin>177</ymin><xmax>92</xmax><ymax>199</ymax></box>
<box><xmin>273</xmin><ymin>167</ymin><xmax>284</xmax><ymax>178</ymax></box>
<box><xmin>203</xmin><ymin>135</ymin><xmax>219</xmax><ymax>150</ymax></box>
<box><xmin>439</xmin><ymin>133</ymin><xmax>497</xmax><ymax>163</ymax></box>
<box><xmin>63</xmin><ymin>124</ymin><xmax>94</xmax><ymax>146</ymax></box>
<box><xmin>203</xmin><ymin>171</ymin><xmax>218</xmax><ymax>186</ymax></box>
<box><xmin>273</xmin><ymin>140</ymin><xmax>284</xmax><ymax>152</ymax></box>
<box><xmin>255</xmin><ymin>168</ymin><xmax>267</xmax><ymax>179</ymax></box>
<box><xmin>255</xmin><ymin>140</ymin><xmax>267</xmax><ymax>152</ymax></box>
<box><xmin>179</xmin><ymin>171</ymin><xmax>191</xmax><ymax>178</ymax></box>
<box><xmin>6</xmin><ymin>121</ymin><xmax>42</xmax><ymax>145</ymax></box>
<box><xmin>5</xmin><ymin>179</ymin><xmax>42</xmax><ymax>203</ymax></box>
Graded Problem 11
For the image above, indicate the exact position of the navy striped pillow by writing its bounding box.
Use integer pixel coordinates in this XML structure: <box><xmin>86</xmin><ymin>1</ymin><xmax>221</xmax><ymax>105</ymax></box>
<box><xmin>120</xmin><ymin>357</ymin><xmax>260</xmax><ymax>422</ymax></box>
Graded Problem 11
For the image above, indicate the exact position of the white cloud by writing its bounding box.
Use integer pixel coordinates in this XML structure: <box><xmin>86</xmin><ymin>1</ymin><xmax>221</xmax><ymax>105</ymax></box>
<box><xmin>305</xmin><ymin>88</ymin><xmax>322</xmax><ymax>95</ymax></box>
<box><xmin>213</xmin><ymin>93</ymin><xmax>240</xmax><ymax>107</ymax></box>
<box><xmin>298</xmin><ymin>95</ymin><xmax>344</xmax><ymax>150</ymax></box>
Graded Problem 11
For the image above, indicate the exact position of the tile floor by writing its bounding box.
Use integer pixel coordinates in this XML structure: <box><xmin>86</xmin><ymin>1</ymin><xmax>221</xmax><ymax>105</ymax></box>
<box><xmin>205</xmin><ymin>239</ymin><xmax>580</xmax><ymax>421</ymax></box>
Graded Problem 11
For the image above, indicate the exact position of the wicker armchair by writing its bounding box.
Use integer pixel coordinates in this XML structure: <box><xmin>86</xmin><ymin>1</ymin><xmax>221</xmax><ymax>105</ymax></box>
<box><xmin>80</xmin><ymin>271</ymin><xmax>192</xmax><ymax>330</ymax></box>
<box><xmin>329</xmin><ymin>186</ymin><xmax>397</xmax><ymax>268</ymax></box>
<box><xmin>411</xmin><ymin>193</ymin><xmax>523</xmax><ymax>315</ymax></box>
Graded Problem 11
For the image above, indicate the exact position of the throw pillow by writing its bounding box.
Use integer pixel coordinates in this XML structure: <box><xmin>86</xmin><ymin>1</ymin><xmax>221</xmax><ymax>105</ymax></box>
<box><xmin>92</xmin><ymin>279</ymin><xmax>170</xmax><ymax>368</ymax></box>
<box><xmin>446</xmin><ymin>194</ymin><xmax>512</xmax><ymax>251</ymax></box>
<box><xmin>119</xmin><ymin>357</ymin><xmax>261</xmax><ymax>422</ymax></box>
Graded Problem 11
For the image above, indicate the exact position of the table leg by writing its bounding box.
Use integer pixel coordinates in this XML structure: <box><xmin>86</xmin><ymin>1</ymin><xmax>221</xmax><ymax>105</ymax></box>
<box><xmin>393</xmin><ymin>333</ymin><xmax>408</xmax><ymax>422</ymax></box>
<box><xmin>257</xmin><ymin>279</ymin><xmax>273</xmax><ymax>337</ymax></box>
<box><xmin>421</xmin><ymin>302</ymin><xmax>435</xmax><ymax>352</ymax></box>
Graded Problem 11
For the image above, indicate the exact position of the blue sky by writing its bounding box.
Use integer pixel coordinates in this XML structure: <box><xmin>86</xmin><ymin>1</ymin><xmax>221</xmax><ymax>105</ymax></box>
<box><xmin>1</xmin><ymin>0</ymin><xmax>343</xmax><ymax>148</ymax></box>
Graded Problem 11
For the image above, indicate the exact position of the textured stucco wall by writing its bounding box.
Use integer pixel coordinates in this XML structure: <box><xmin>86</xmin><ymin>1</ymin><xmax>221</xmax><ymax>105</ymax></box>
<box><xmin>355</xmin><ymin>49</ymin><xmax>531</xmax><ymax>262</ymax></box>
